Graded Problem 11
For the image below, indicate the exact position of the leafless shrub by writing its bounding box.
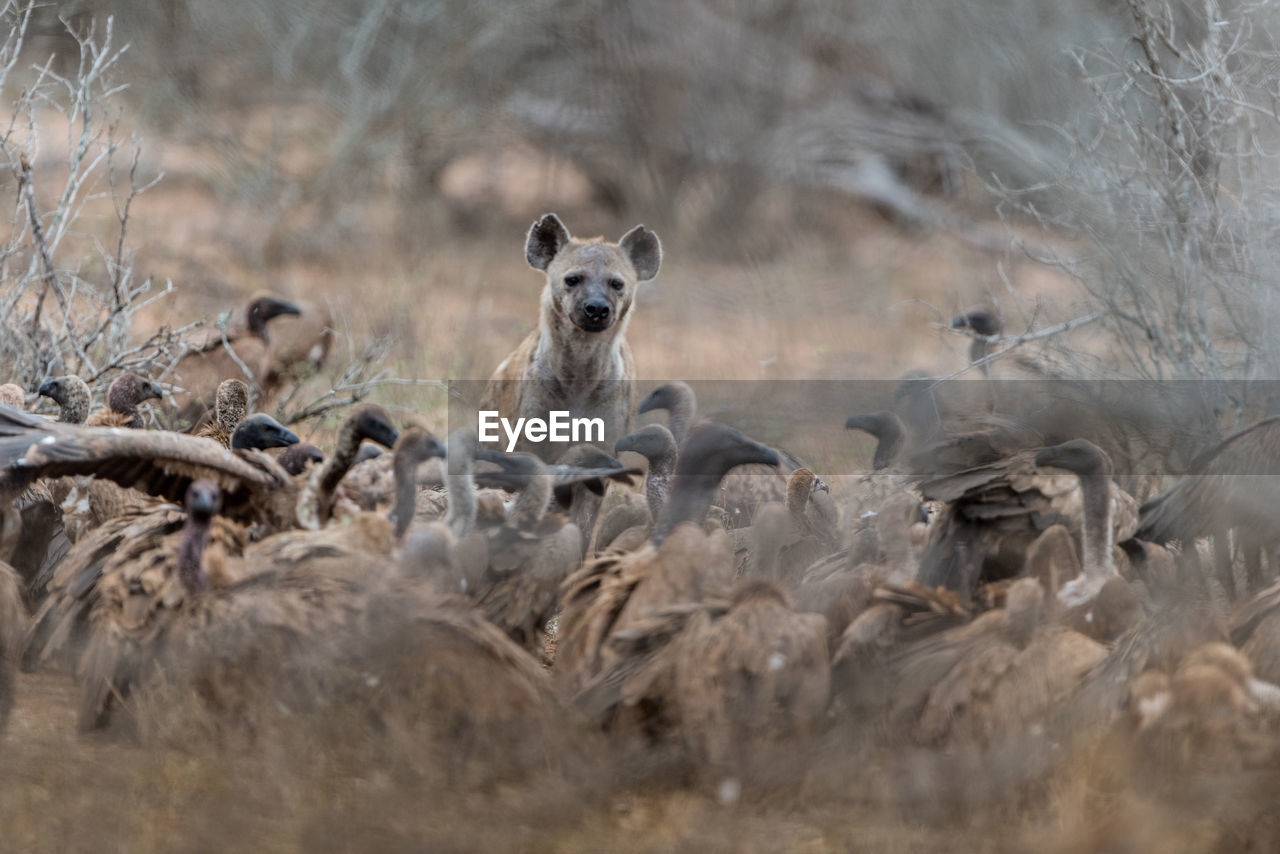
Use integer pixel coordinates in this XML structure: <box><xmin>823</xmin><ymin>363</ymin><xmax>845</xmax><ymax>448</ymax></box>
<box><xmin>0</xmin><ymin>3</ymin><xmax>189</xmax><ymax>407</ymax></box>
<box><xmin>978</xmin><ymin>0</ymin><xmax>1280</xmax><ymax>461</ymax></box>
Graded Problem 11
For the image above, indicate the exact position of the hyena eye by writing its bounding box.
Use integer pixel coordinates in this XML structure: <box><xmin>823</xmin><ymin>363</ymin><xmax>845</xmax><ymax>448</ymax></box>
<box><xmin>564</xmin><ymin>274</ymin><xmax>583</xmax><ymax>288</ymax></box>
<box><xmin>609</xmin><ymin>278</ymin><xmax>624</xmax><ymax>292</ymax></box>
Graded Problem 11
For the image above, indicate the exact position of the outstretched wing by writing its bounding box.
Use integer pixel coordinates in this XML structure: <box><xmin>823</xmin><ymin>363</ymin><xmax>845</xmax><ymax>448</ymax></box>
<box><xmin>0</xmin><ymin>405</ymin><xmax>287</xmax><ymax>511</ymax></box>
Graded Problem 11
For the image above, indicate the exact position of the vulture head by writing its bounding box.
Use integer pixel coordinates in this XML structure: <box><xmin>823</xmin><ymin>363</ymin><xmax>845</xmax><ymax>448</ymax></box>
<box><xmin>845</xmin><ymin>410</ymin><xmax>905</xmax><ymax>471</ymax></box>
<box><xmin>231</xmin><ymin>414</ymin><xmax>299</xmax><ymax>450</ymax></box>
<box><xmin>1034</xmin><ymin>439</ymin><xmax>1113</xmax><ymax>478</ymax></box>
<box><xmin>615</xmin><ymin>424</ymin><xmax>678</xmax><ymax>467</ymax></box>
<box><xmin>37</xmin><ymin>374</ymin><xmax>91</xmax><ymax>423</ymax></box>
<box><xmin>244</xmin><ymin>294</ymin><xmax>302</xmax><ymax>339</ymax></box>
<box><xmin>278</xmin><ymin>442</ymin><xmax>325</xmax><ymax>475</ymax></box>
<box><xmin>107</xmin><ymin>372</ymin><xmax>164</xmax><ymax>413</ymax></box>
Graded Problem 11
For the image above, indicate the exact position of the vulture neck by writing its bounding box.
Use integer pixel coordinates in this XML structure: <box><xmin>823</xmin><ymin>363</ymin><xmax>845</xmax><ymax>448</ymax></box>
<box><xmin>665</xmin><ymin>387</ymin><xmax>696</xmax><ymax>445</ymax></box>
<box><xmin>178</xmin><ymin>513</ymin><xmax>213</xmax><ymax>596</ymax></box>
<box><xmin>107</xmin><ymin>379</ymin><xmax>141</xmax><ymax>427</ymax></box>
<box><xmin>1079</xmin><ymin>473</ymin><xmax>1115</xmax><ymax>581</ymax></box>
<box><xmin>216</xmin><ymin>396</ymin><xmax>246</xmax><ymax>434</ymax></box>
<box><xmin>644</xmin><ymin>450</ymin><xmax>676</xmax><ymax>525</ymax></box>
<box><xmin>654</xmin><ymin>474</ymin><xmax>720</xmax><ymax>545</ymax></box>
<box><xmin>316</xmin><ymin>421</ymin><xmax>365</xmax><ymax>521</ymax></box>
<box><xmin>60</xmin><ymin>385</ymin><xmax>90</xmax><ymax>424</ymax></box>
<box><xmin>392</xmin><ymin>449</ymin><xmax>420</xmax><ymax>541</ymax></box>
<box><xmin>444</xmin><ymin>456</ymin><xmax>477</xmax><ymax>540</ymax></box>
<box><xmin>509</xmin><ymin>466</ymin><xmax>551</xmax><ymax>527</ymax></box>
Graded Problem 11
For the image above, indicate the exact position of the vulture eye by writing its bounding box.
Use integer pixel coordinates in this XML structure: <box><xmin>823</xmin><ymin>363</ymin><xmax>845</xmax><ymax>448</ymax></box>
<box><xmin>564</xmin><ymin>274</ymin><xmax>583</xmax><ymax>288</ymax></box>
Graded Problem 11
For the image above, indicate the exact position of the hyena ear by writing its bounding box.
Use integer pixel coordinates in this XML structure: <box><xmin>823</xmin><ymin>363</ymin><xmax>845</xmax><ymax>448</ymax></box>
<box><xmin>526</xmin><ymin>213</ymin><xmax>571</xmax><ymax>271</ymax></box>
<box><xmin>619</xmin><ymin>225</ymin><xmax>662</xmax><ymax>281</ymax></box>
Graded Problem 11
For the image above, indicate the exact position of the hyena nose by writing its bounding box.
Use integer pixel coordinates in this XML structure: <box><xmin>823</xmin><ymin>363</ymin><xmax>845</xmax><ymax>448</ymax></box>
<box><xmin>584</xmin><ymin>299</ymin><xmax>611</xmax><ymax>322</ymax></box>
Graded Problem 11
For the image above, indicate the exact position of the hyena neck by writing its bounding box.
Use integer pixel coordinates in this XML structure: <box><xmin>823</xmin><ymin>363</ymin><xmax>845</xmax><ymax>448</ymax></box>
<box><xmin>534</xmin><ymin>310</ymin><xmax>629</xmax><ymax>387</ymax></box>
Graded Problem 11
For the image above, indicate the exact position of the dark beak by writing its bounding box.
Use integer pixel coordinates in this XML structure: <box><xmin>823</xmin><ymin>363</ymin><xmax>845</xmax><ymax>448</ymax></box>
<box><xmin>265</xmin><ymin>298</ymin><xmax>303</xmax><ymax>321</ymax></box>
<box><xmin>272</xmin><ymin>424</ymin><xmax>300</xmax><ymax>448</ymax></box>
<box><xmin>425</xmin><ymin>436</ymin><xmax>447</xmax><ymax>460</ymax></box>
<box><xmin>637</xmin><ymin>390</ymin><xmax>664</xmax><ymax>414</ymax></box>
<box><xmin>37</xmin><ymin>380</ymin><xmax>56</xmax><ymax>399</ymax></box>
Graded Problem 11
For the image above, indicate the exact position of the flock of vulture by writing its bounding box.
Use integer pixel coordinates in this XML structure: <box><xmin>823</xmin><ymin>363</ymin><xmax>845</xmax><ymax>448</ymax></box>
<box><xmin>3</xmin><ymin>295</ymin><xmax>1280</xmax><ymax>830</ymax></box>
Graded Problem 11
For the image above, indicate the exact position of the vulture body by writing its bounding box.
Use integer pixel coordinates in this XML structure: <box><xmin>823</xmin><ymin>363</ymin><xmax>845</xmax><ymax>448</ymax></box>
<box><xmin>558</xmin><ymin>424</ymin><xmax>780</xmax><ymax>730</ymax></box>
<box><xmin>169</xmin><ymin>294</ymin><xmax>302</xmax><ymax>423</ymax></box>
<box><xmin>1138</xmin><ymin>415</ymin><xmax>1280</xmax><ymax>595</ymax></box>
<box><xmin>638</xmin><ymin>382</ymin><xmax>802</xmax><ymax>527</ymax></box>
<box><xmin>917</xmin><ymin>440</ymin><xmax>1138</xmax><ymax>600</ymax></box>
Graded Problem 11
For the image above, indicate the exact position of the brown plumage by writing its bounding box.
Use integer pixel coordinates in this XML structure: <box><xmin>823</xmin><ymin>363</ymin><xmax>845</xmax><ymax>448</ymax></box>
<box><xmin>0</xmin><ymin>404</ymin><xmax>391</xmax><ymax>544</ymax></box>
<box><xmin>1138</xmin><ymin>415</ymin><xmax>1280</xmax><ymax>595</ymax></box>
<box><xmin>295</xmin><ymin>406</ymin><xmax>401</xmax><ymax>529</ymax></box>
<box><xmin>847</xmin><ymin>577</ymin><xmax>1106</xmax><ymax>748</ymax></box>
<box><xmin>673</xmin><ymin>581</ymin><xmax>829</xmax><ymax>769</ymax></box>
<box><xmin>169</xmin><ymin>293</ymin><xmax>302</xmax><ymax>422</ymax></box>
<box><xmin>1116</xmin><ymin>643</ymin><xmax>1280</xmax><ymax>817</ymax></box>
<box><xmin>277</xmin><ymin>442</ymin><xmax>324</xmax><ymax>475</ymax></box>
<box><xmin>0</xmin><ymin>506</ymin><xmax>28</xmax><ymax>732</ymax></box>
<box><xmin>194</xmin><ymin>379</ymin><xmax>249</xmax><ymax>447</ymax></box>
<box><xmin>917</xmin><ymin>439</ymin><xmax>1138</xmax><ymax>600</ymax></box>
<box><xmin>462</xmin><ymin>450</ymin><xmax>583</xmax><ymax>655</ymax></box>
<box><xmin>730</xmin><ymin>468</ymin><xmax>840</xmax><ymax>585</ymax></box>
<box><xmin>85</xmin><ymin>372</ymin><xmax>163</xmax><ymax>428</ymax></box>
<box><xmin>76</xmin><ymin>478</ymin><xmax>560</xmax><ymax>755</ymax></box>
<box><xmin>37</xmin><ymin>374</ymin><xmax>91</xmax><ymax>423</ymax></box>
<box><xmin>260</xmin><ymin>296</ymin><xmax>334</xmax><ymax>388</ymax></box>
<box><xmin>240</xmin><ymin>426</ymin><xmax>444</xmax><ymax>591</ymax></box>
<box><xmin>0</xmin><ymin>383</ymin><xmax>23</xmax><ymax>410</ymax></box>
<box><xmin>558</xmin><ymin>424</ymin><xmax>780</xmax><ymax>725</ymax></box>
<box><xmin>1048</xmin><ymin>564</ymin><xmax>1228</xmax><ymax>743</ymax></box>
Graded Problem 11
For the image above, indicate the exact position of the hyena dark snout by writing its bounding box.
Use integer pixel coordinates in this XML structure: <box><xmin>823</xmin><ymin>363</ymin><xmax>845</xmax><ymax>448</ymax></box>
<box><xmin>571</xmin><ymin>278</ymin><xmax>622</xmax><ymax>333</ymax></box>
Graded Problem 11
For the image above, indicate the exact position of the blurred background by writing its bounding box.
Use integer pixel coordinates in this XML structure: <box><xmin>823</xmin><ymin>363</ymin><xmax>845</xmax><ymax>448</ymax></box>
<box><xmin>6</xmin><ymin>2</ymin><xmax>1280</xmax><ymax>849</ymax></box>
<box><xmin>0</xmin><ymin>0</ymin><xmax>1275</xmax><ymax>467</ymax></box>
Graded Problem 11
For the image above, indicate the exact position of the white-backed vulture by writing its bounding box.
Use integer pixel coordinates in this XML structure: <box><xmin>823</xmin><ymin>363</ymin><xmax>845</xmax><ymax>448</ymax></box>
<box><xmin>1116</xmin><ymin>643</ymin><xmax>1280</xmax><ymax>814</ymax></box>
<box><xmin>0</xmin><ymin>509</ymin><xmax>27</xmax><ymax>732</ymax></box>
<box><xmin>193</xmin><ymin>379</ymin><xmax>249</xmax><ymax>447</ymax></box>
<box><xmin>75</xmin><ymin>476</ymin><xmax>561</xmax><ymax>757</ymax></box>
<box><xmin>260</xmin><ymin>296</ymin><xmax>334</xmax><ymax>388</ymax></box>
<box><xmin>20</xmin><ymin>412</ymin><xmax>303</xmax><ymax>673</ymax></box>
<box><xmin>0</xmin><ymin>403</ymin><xmax>394</xmax><ymax>537</ymax></box>
<box><xmin>673</xmin><ymin>580</ymin><xmax>829</xmax><ymax>771</ymax></box>
<box><xmin>295</xmin><ymin>407</ymin><xmax>402</xmax><ymax>529</ymax></box>
<box><xmin>169</xmin><ymin>293</ymin><xmax>302</xmax><ymax>422</ymax></box>
<box><xmin>277</xmin><ymin>442</ymin><xmax>324</xmax><ymax>475</ymax></box>
<box><xmin>557</xmin><ymin>423</ymin><xmax>781</xmax><ymax>725</ymax></box>
<box><xmin>638</xmin><ymin>381</ymin><xmax>801</xmax><ymax>527</ymax></box>
<box><xmin>950</xmin><ymin>305</ymin><xmax>1002</xmax><ymax>373</ymax></box>
<box><xmin>242</xmin><ymin>426</ymin><xmax>445</xmax><ymax>591</ymax></box>
<box><xmin>85</xmin><ymin>372</ymin><xmax>163</xmax><ymax>429</ymax></box>
<box><xmin>36</xmin><ymin>375</ymin><xmax>91</xmax><ymax>423</ymax></box>
<box><xmin>916</xmin><ymin>439</ymin><xmax>1138</xmax><ymax>600</ymax></box>
<box><xmin>838</xmin><ymin>577</ymin><xmax>1107</xmax><ymax>748</ymax></box>
<box><xmin>615</xmin><ymin>423</ymin><xmax>678</xmax><ymax>524</ymax></box>
<box><xmin>729</xmin><ymin>468</ymin><xmax>840</xmax><ymax>585</ymax></box>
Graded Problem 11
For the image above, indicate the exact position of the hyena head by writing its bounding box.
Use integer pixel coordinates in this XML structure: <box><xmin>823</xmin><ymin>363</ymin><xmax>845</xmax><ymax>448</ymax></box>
<box><xmin>526</xmin><ymin>213</ymin><xmax>662</xmax><ymax>335</ymax></box>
